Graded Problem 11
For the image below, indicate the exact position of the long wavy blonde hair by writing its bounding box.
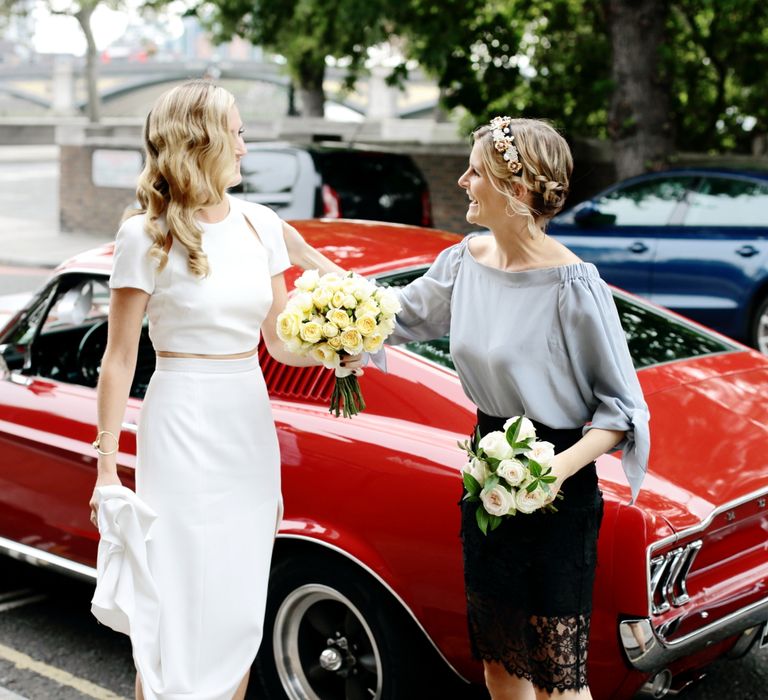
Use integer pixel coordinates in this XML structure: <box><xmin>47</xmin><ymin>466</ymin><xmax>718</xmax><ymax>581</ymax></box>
<box><xmin>474</xmin><ymin>118</ymin><xmax>573</xmax><ymax>238</ymax></box>
<box><xmin>129</xmin><ymin>80</ymin><xmax>236</xmax><ymax>277</ymax></box>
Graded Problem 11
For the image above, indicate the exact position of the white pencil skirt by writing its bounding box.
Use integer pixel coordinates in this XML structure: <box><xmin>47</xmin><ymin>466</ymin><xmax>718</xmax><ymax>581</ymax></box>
<box><xmin>134</xmin><ymin>354</ymin><xmax>281</xmax><ymax>700</ymax></box>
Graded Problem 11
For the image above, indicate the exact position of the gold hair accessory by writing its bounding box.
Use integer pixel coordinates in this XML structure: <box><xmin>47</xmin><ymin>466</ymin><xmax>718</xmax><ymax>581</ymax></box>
<box><xmin>489</xmin><ymin>116</ymin><xmax>523</xmax><ymax>174</ymax></box>
<box><xmin>92</xmin><ymin>430</ymin><xmax>119</xmax><ymax>456</ymax></box>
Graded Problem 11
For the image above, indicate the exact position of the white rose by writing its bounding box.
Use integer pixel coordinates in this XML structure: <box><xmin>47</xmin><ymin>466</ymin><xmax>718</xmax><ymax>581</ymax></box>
<box><xmin>527</xmin><ymin>440</ymin><xmax>555</xmax><ymax>466</ymax></box>
<box><xmin>285</xmin><ymin>336</ymin><xmax>308</xmax><ymax>355</ymax></box>
<box><xmin>352</xmin><ymin>277</ymin><xmax>376</xmax><ymax>301</ymax></box>
<box><xmin>341</xmin><ymin>277</ymin><xmax>357</xmax><ymax>294</ymax></box>
<box><xmin>377</xmin><ymin>318</ymin><xmax>396</xmax><ymax>335</ymax></box>
<box><xmin>293</xmin><ymin>292</ymin><xmax>314</xmax><ymax>315</ymax></box>
<box><xmin>342</xmin><ymin>294</ymin><xmax>358</xmax><ymax>309</ymax></box>
<box><xmin>497</xmin><ymin>458</ymin><xmax>526</xmax><ymax>487</ymax></box>
<box><xmin>331</xmin><ymin>290</ymin><xmax>347</xmax><ymax>308</ymax></box>
<box><xmin>295</xmin><ymin>269</ymin><xmax>320</xmax><ymax>292</ymax></box>
<box><xmin>502</xmin><ymin>415</ymin><xmax>537</xmax><ymax>442</ymax></box>
<box><xmin>480</xmin><ymin>484</ymin><xmax>514</xmax><ymax>517</ymax></box>
<box><xmin>515</xmin><ymin>486</ymin><xmax>549</xmax><ymax>514</ymax></box>
<box><xmin>376</xmin><ymin>288</ymin><xmax>402</xmax><ymax>315</ymax></box>
<box><xmin>319</xmin><ymin>273</ymin><xmax>342</xmax><ymax>288</ymax></box>
<box><xmin>478</xmin><ymin>431</ymin><xmax>514</xmax><ymax>460</ymax></box>
<box><xmin>461</xmin><ymin>458</ymin><xmax>489</xmax><ymax>486</ymax></box>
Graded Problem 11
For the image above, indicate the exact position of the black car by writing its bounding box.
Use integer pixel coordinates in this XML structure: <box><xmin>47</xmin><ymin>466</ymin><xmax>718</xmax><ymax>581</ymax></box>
<box><xmin>230</xmin><ymin>143</ymin><xmax>433</xmax><ymax>227</ymax></box>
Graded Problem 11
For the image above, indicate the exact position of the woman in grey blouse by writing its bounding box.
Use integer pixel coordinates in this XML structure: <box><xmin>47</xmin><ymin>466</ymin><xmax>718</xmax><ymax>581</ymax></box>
<box><xmin>386</xmin><ymin>118</ymin><xmax>650</xmax><ymax>700</ymax></box>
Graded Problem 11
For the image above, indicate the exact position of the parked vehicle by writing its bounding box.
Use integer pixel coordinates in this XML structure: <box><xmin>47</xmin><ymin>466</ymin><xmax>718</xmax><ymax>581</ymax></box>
<box><xmin>1</xmin><ymin>221</ymin><xmax>766</xmax><ymax>700</ymax></box>
<box><xmin>548</xmin><ymin>168</ymin><xmax>768</xmax><ymax>353</ymax></box>
<box><xmin>229</xmin><ymin>142</ymin><xmax>433</xmax><ymax>227</ymax></box>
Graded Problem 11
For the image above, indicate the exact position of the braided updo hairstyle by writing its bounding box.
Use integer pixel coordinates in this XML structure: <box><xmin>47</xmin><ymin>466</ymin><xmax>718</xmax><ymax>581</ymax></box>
<box><xmin>473</xmin><ymin>118</ymin><xmax>573</xmax><ymax>239</ymax></box>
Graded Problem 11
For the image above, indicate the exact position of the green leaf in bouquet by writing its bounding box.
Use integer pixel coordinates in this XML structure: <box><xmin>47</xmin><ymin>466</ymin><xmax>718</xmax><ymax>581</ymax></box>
<box><xmin>505</xmin><ymin>417</ymin><xmax>521</xmax><ymax>447</ymax></box>
<box><xmin>463</xmin><ymin>472</ymin><xmax>481</xmax><ymax>496</ymax></box>
<box><xmin>482</xmin><ymin>474</ymin><xmax>499</xmax><ymax>494</ymax></box>
<box><xmin>485</xmin><ymin>456</ymin><xmax>501</xmax><ymax>471</ymax></box>
<box><xmin>463</xmin><ymin>493</ymin><xmax>479</xmax><ymax>502</ymax></box>
<box><xmin>526</xmin><ymin>481</ymin><xmax>538</xmax><ymax>493</ymax></box>
<box><xmin>489</xmin><ymin>514</ymin><xmax>503</xmax><ymax>531</ymax></box>
<box><xmin>541</xmin><ymin>475</ymin><xmax>556</xmax><ymax>484</ymax></box>
<box><xmin>528</xmin><ymin>459</ymin><xmax>543</xmax><ymax>477</ymax></box>
<box><xmin>476</xmin><ymin>505</ymin><xmax>490</xmax><ymax>535</ymax></box>
<box><xmin>513</xmin><ymin>437</ymin><xmax>534</xmax><ymax>451</ymax></box>
<box><xmin>474</xmin><ymin>425</ymin><xmax>482</xmax><ymax>449</ymax></box>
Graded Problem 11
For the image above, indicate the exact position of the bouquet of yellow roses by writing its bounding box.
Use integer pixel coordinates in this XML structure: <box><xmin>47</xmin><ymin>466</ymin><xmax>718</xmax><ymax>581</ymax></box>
<box><xmin>460</xmin><ymin>416</ymin><xmax>561</xmax><ymax>534</ymax></box>
<box><xmin>277</xmin><ymin>270</ymin><xmax>401</xmax><ymax>418</ymax></box>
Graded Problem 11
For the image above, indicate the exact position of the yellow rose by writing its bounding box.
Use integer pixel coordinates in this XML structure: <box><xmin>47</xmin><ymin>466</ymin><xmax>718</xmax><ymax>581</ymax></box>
<box><xmin>293</xmin><ymin>292</ymin><xmax>314</xmax><ymax>315</ymax></box>
<box><xmin>310</xmin><ymin>343</ymin><xmax>340</xmax><ymax>368</ymax></box>
<box><xmin>322</xmin><ymin>322</ymin><xmax>339</xmax><ymax>338</ymax></box>
<box><xmin>299</xmin><ymin>321</ymin><xmax>323</xmax><ymax>344</ymax></box>
<box><xmin>327</xmin><ymin>336</ymin><xmax>343</xmax><ymax>351</ymax></box>
<box><xmin>340</xmin><ymin>328</ymin><xmax>364</xmax><ymax>354</ymax></box>
<box><xmin>331</xmin><ymin>291</ymin><xmax>346</xmax><ymax>308</ymax></box>
<box><xmin>355</xmin><ymin>300</ymin><xmax>380</xmax><ymax>318</ymax></box>
<box><xmin>327</xmin><ymin>308</ymin><xmax>352</xmax><ymax>329</ymax></box>
<box><xmin>342</xmin><ymin>294</ymin><xmax>358</xmax><ymax>309</ymax></box>
<box><xmin>277</xmin><ymin>310</ymin><xmax>301</xmax><ymax>342</ymax></box>
<box><xmin>363</xmin><ymin>332</ymin><xmax>384</xmax><ymax>352</ymax></box>
<box><xmin>355</xmin><ymin>315</ymin><xmax>377</xmax><ymax>336</ymax></box>
<box><xmin>312</xmin><ymin>287</ymin><xmax>333</xmax><ymax>310</ymax></box>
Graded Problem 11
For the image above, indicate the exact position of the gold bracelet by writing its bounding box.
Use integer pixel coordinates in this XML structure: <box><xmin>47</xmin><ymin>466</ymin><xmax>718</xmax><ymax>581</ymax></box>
<box><xmin>92</xmin><ymin>430</ymin><xmax>119</xmax><ymax>456</ymax></box>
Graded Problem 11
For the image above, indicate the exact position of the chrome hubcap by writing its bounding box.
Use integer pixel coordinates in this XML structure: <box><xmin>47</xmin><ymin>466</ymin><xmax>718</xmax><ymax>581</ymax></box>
<box><xmin>274</xmin><ymin>583</ymin><xmax>383</xmax><ymax>700</ymax></box>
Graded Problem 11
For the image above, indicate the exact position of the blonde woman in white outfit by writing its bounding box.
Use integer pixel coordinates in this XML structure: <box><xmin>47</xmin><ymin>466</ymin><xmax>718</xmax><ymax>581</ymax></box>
<box><xmin>88</xmin><ymin>81</ymin><xmax>360</xmax><ymax>700</ymax></box>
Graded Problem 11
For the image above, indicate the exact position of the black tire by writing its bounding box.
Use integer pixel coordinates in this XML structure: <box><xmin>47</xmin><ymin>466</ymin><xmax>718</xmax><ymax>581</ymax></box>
<box><xmin>250</xmin><ymin>549</ymin><xmax>447</xmax><ymax>700</ymax></box>
<box><xmin>752</xmin><ymin>295</ymin><xmax>768</xmax><ymax>355</ymax></box>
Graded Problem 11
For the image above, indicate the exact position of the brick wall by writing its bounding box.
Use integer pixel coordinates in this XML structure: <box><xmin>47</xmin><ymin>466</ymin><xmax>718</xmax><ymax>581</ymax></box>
<box><xmin>59</xmin><ymin>144</ymin><xmax>136</xmax><ymax>234</ymax></box>
<box><xmin>410</xmin><ymin>152</ymin><xmax>473</xmax><ymax>234</ymax></box>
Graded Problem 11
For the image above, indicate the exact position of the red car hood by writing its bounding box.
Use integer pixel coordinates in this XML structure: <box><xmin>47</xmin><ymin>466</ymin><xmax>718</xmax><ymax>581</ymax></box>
<box><xmin>626</xmin><ymin>354</ymin><xmax>768</xmax><ymax>533</ymax></box>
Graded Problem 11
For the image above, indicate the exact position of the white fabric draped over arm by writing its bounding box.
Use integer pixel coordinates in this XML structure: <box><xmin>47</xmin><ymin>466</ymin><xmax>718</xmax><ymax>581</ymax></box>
<box><xmin>558</xmin><ymin>276</ymin><xmax>650</xmax><ymax>503</ymax></box>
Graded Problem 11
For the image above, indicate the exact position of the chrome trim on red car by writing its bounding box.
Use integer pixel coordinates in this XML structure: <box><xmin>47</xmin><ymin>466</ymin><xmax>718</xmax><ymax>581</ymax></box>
<box><xmin>275</xmin><ymin>532</ymin><xmax>469</xmax><ymax>683</ymax></box>
<box><xmin>0</xmin><ymin>536</ymin><xmax>96</xmax><ymax>582</ymax></box>
<box><xmin>645</xmin><ymin>485</ymin><xmax>768</xmax><ymax>617</ymax></box>
<box><xmin>621</xmin><ymin>595</ymin><xmax>768</xmax><ymax>672</ymax></box>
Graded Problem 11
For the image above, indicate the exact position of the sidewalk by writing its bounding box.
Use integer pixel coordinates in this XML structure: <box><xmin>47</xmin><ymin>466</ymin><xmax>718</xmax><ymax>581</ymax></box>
<box><xmin>0</xmin><ymin>145</ymin><xmax>111</xmax><ymax>269</ymax></box>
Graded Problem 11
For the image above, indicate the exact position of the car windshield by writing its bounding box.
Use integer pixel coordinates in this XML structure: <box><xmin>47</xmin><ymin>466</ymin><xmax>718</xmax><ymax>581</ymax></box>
<box><xmin>375</xmin><ymin>267</ymin><xmax>735</xmax><ymax>371</ymax></box>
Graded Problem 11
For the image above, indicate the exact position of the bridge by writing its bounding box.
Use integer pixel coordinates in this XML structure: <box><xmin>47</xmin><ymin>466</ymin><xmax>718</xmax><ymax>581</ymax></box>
<box><xmin>0</xmin><ymin>58</ymin><xmax>439</xmax><ymax>118</ymax></box>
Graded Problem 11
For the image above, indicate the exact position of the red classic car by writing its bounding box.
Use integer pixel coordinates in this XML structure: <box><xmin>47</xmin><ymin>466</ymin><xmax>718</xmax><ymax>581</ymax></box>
<box><xmin>0</xmin><ymin>221</ymin><xmax>766</xmax><ymax>700</ymax></box>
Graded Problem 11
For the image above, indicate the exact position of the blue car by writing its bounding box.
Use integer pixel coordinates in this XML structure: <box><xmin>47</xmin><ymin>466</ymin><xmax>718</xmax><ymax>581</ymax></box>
<box><xmin>548</xmin><ymin>168</ymin><xmax>768</xmax><ymax>353</ymax></box>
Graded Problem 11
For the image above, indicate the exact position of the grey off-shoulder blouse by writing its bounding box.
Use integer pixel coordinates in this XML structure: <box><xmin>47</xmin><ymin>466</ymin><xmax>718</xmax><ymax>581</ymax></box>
<box><xmin>388</xmin><ymin>233</ymin><xmax>650</xmax><ymax>502</ymax></box>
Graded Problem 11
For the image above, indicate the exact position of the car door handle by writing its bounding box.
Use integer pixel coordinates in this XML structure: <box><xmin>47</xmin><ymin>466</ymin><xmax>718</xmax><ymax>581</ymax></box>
<box><xmin>629</xmin><ymin>242</ymin><xmax>649</xmax><ymax>254</ymax></box>
<box><xmin>735</xmin><ymin>245</ymin><xmax>759</xmax><ymax>258</ymax></box>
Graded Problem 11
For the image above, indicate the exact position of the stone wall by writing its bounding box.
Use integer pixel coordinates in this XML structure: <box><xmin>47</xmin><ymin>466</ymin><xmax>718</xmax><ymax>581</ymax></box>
<box><xmin>59</xmin><ymin>144</ymin><xmax>136</xmax><ymax>234</ymax></box>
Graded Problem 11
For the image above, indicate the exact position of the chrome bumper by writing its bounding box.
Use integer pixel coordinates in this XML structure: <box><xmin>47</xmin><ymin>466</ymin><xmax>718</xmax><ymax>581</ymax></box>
<box><xmin>620</xmin><ymin>595</ymin><xmax>768</xmax><ymax>672</ymax></box>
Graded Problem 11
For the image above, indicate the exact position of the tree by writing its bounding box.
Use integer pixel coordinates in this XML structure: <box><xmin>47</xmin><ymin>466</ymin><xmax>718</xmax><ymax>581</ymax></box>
<box><xmin>605</xmin><ymin>0</ymin><xmax>673</xmax><ymax>178</ymax></box>
<box><xmin>1</xmin><ymin>0</ymin><xmax>123</xmax><ymax>122</ymax></box>
<box><xmin>195</xmin><ymin>0</ymin><xmax>388</xmax><ymax>117</ymax></box>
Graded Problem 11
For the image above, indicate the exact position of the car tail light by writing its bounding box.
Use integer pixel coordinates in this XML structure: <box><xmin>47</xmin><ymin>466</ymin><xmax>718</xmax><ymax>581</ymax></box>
<box><xmin>421</xmin><ymin>189</ymin><xmax>433</xmax><ymax>227</ymax></box>
<box><xmin>321</xmin><ymin>184</ymin><xmax>341</xmax><ymax>218</ymax></box>
<box><xmin>649</xmin><ymin>540</ymin><xmax>702</xmax><ymax>614</ymax></box>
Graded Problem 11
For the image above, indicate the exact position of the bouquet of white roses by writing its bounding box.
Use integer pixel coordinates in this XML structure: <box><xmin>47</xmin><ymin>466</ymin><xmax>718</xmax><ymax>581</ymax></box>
<box><xmin>460</xmin><ymin>416</ymin><xmax>561</xmax><ymax>535</ymax></box>
<box><xmin>277</xmin><ymin>269</ymin><xmax>401</xmax><ymax>418</ymax></box>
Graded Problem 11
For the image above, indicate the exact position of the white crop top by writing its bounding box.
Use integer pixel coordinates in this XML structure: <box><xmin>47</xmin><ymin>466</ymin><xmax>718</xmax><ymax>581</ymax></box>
<box><xmin>109</xmin><ymin>194</ymin><xmax>291</xmax><ymax>354</ymax></box>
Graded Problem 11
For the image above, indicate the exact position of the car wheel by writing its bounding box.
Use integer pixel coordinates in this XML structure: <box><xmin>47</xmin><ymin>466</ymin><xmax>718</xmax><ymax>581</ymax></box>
<box><xmin>252</xmin><ymin>550</ymin><xmax>432</xmax><ymax>700</ymax></box>
<box><xmin>752</xmin><ymin>295</ymin><xmax>768</xmax><ymax>355</ymax></box>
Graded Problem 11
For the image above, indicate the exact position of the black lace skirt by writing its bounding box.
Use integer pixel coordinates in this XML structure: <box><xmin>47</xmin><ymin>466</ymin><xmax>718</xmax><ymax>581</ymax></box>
<box><xmin>460</xmin><ymin>410</ymin><xmax>604</xmax><ymax>694</ymax></box>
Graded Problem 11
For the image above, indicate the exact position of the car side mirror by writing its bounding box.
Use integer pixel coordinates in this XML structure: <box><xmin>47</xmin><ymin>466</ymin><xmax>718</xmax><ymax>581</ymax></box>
<box><xmin>573</xmin><ymin>205</ymin><xmax>617</xmax><ymax>228</ymax></box>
